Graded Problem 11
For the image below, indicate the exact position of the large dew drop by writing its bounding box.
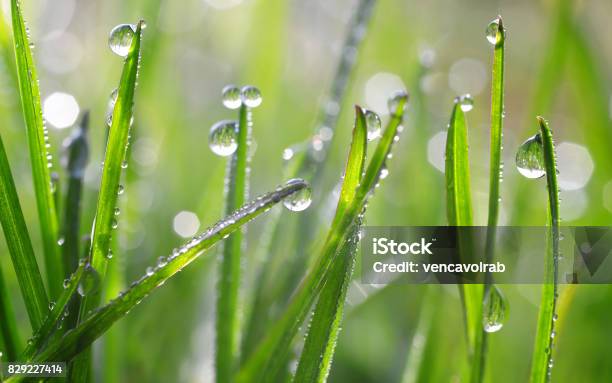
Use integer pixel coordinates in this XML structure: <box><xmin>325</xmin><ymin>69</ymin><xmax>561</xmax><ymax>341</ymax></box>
<box><xmin>387</xmin><ymin>90</ymin><xmax>409</xmax><ymax>116</ymax></box>
<box><xmin>78</xmin><ymin>265</ymin><xmax>101</xmax><ymax>297</ymax></box>
<box><xmin>209</xmin><ymin>120</ymin><xmax>238</xmax><ymax>156</ymax></box>
<box><xmin>222</xmin><ymin>85</ymin><xmax>242</xmax><ymax>109</ymax></box>
<box><xmin>483</xmin><ymin>285</ymin><xmax>508</xmax><ymax>333</ymax></box>
<box><xmin>516</xmin><ymin>133</ymin><xmax>545</xmax><ymax>179</ymax></box>
<box><xmin>241</xmin><ymin>86</ymin><xmax>262</xmax><ymax>108</ymax></box>
<box><xmin>109</xmin><ymin>24</ymin><xmax>136</xmax><ymax>57</ymax></box>
<box><xmin>283</xmin><ymin>179</ymin><xmax>312</xmax><ymax>212</ymax></box>
<box><xmin>486</xmin><ymin>17</ymin><xmax>504</xmax><ymax>46</ymax></box>
<box><xmin>457</xmin><ymin>94</ymin><xmax>474</xmax><ymax>112</ymax></box>
<box><xmin>364</xmin><ymin>110</ymin><xmax>381</xmax><ymax>141</ymax></box>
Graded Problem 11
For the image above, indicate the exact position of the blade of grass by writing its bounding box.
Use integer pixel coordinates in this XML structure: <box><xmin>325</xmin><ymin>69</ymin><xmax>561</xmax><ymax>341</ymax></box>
<box><xmin>237</xmin><ymin>94</ymin><xmax>408</xmax><ymax>383</ymax></box>
<box><xmin>10</xmin><ymin>0</ymin><xmax>62</xmax><ymax>298</ymax></box>
<box><xmin>479</xmin><ymin>15</ymin><xmax>506</xmax><ymax>383</ymax></box>
<box><xmin>293</xmin><ymin>107</ymin><xmax>367</xmax><ymax>383</ymax></box>
<box><xmin>216</xmin><ymin>103</ymin><xmax>251</xmax><ymax>382</ymax></box>
<box><xmin>70</xmin><ymin>20</ymin><xmax>144</xmax><ymax>381</ymax></box>
<box><xmin>0</xmin><ymin>263</ymin><xmax>20</xmax><ymax>361</ymax></box>
<box><xmin>444</xmin><ymin>100</ymin><xmax>484</xmax><ymax>382</ymax></box>
<box><xmin>529</xmin><ymin>117</ymin><xmax>560</xmax><ymax>383</ymax></box>
<box><xmin>12</xmin><ymin>180</ymin><xmax>309</xmax><ymax>372</ymax></box>
<box><xmin>0</xmin><ymin>132</ymin><xmax>48</xmax><ymax>330</ymax></box>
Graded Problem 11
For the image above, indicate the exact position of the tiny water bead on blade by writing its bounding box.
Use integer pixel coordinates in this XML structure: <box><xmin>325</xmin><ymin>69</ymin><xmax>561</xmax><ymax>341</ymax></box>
<box><xmin>483</xmin><ymin>285</ymin><xmax>508</xmax><ymax>333</ymax></box>
<box><xmin>283</xmin><ymin>179</ymin><xmax>312</xmax><ymax>212</ymax></box>
<box><xmin>209</xmin><ymin>120</ymin><xmax>239</xmax><ymax>156</ymax></box>
<box><xmin>222</xmin><ymin>85</ymin><xmax>242</xmax><ymax>109</ymax></box>
<box><xmin>240</xmin><ymin>85</ymin><xmax>262</xmax><ymax>108</ymax></box>
<box><xmin>78</xmin><ymin>265</ymin><xmax>101</xmax><ymax>297</ymax></box>
<box><xmin>486</xmin><ymin>16</ymin><xmax>505</xmax><ymax>46</ymax></box>
<box><xmin>457</xmin><ymin>94</ymin><xmax>474</xmax><ymax>112</ymax></box>
<box><xmin>387</xmin><ymin>90</ymin><xmax>409</xmax><ymax>116</ymax></box>
<box><xmin>516</xmin><ymin>133</ymin><xmax>546</xmax><ymax>179</ymax></box>
<box><xmin>109</xmin><ymin>24</ymin><xmax>136</xmax><ymax>57</ymax></box>
<box><xmin>364</xmin><ymin>109</ymin><xmax>381</xmax><ymax>141</ymax></box>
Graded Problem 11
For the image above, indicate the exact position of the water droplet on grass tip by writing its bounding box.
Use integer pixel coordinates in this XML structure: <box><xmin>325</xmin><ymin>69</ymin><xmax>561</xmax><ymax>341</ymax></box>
<box><xmin>364</xmin><ymin>110</ymin><xmax>381</xmax><ymax>141</ymax></box>
<box><xmin>483</xmin><ymin>285</ymin><xmax>508</xmax><ymax>333</ymax></box>
<box><xmin>516</xmin><ymin>133</ymin><xmax>546</xmax><ymax>179</ymax></box>
<box><xmin>457</xmin><ymin>94</ymin><xmax>474</xmax><ymax>112</ymax></box>
<box><xmin>109</xmin><ymin>24</ymin><xmax>136</xmax><ymax>57</ymax></box>
<box><xmin>387</xmin><ymin>90</ymin><xmax>409</xmax><ymax>115</ymax></box>
<box><xmin>241</xmin><ymin>86</ymin><xmax>262</xmax><ymax>108</ymax></box>
<box><xmin>209</xmin><ymin>120</ymin><xmax>238</xmax><ymax>156</ymax></box>
<box><xmin>222</xmin><ymin>85</ymin><xmax>241</xmax><ymax>109</ymax></box>
<box><xmin>78</xmin><ymin>265</ymin><xmax>100</xmax><ymax>297</ymax></box>
<box><xmin>486</xmin><ymin>17</ymin><xmax>504</xmax><ymax>46</ymax></box>
<box><xmin>283</xmin><ymin>180</ymin><xmax>312</xmax><ymax>212</ymax></box>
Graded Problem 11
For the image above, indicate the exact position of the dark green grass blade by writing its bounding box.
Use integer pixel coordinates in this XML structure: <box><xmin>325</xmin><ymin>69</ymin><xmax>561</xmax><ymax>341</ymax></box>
<box><xmin>293</xmin><ymin>107</ymin><xmax>367</xmax><ymax>383</ymax></box>
<box><xmin>444</xmin><ymin>101</ymin><xmax>483</xmax><ymax>381</ymax></box>
<box><xmin>480</xmin><ymin>16</ymin><xmax>506</xmax><ymax>383</ymax></box>
<box><xmin>70</xmin><ymin>20</ymin><xmax>144</xmax><ymax>381</ymax></box>
<box><xmin>237</xmin><ymin>94</ymin><xmax>408</xmax><ymax>383</ymax></box>
<box><xmin>12</xmin><ymin>181</ymin><xmax>308</xmax><ymax>372</ymax></box>
<box><xmin>11</xmin><ymin>0</ymin><xmax>62</xmax><ymax>298</ymax></box>
<box><xmin>0</xmin><ymin>133</ymin><xmax>48</xmax><ymax>330</ymax></box>
<box><xmin>0</xmin><ymin>263</ymin><xmax>20</xmax><ymax>361</ymax></box>
<box><xmin>529</xmin><ymin>117</ymin><xmax>560</xmax><ymax>383</ymax></box>
<box><xmin>216</xmin><ymin>104</ymin><xmax>251</xmax><ymax>382</ymax></box>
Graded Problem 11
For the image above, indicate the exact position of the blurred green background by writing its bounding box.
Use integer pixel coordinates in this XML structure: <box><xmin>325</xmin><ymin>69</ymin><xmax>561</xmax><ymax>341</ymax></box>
<box><xmin>0</xmin><ymin>0</ymin><xmax>611</xmax><ymax>381</ymax></box>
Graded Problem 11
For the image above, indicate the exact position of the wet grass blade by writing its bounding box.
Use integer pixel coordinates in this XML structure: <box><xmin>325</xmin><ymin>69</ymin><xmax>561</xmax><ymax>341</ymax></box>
<box><xmin>444</xmin><ymin>101</ymin><xmax>484</xmax><ymax>381</ymax></box>
<box><xmin>10</xmin><ymin>0</ymin><xmax>62</xmax><ymax>298</ymax></box>
<box><xmin>0</xmin><ymin>133</ymin><xmax>48</xmax><ymax>330</ymax></box>
<box><xmin>237</xmin><ymin>94</ymin><xmax>408</xmax><ymax>383</ymax></box>
<box><xmin>529</xmin><ymin>117</ymin><xmax>560</xmax><ymax>383</ymax></box>
<box><xmin>293</xmin><ymin>107</ymin><xmax>367</xmax><ymax>383</ymax></box>
<box><xmin>11</xmin><ymin>181</ymin><xmax>308</xmax><ymax>372</ymax></box>
<box><xmin>216</xmin><ymin>104</ymin><xmax>251</xmax><ymax>382</ymax></box>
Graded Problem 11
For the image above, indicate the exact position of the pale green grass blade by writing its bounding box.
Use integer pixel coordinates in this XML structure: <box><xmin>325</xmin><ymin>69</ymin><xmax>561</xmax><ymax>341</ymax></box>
<box><xmin>217</xmin><ymin>103</ymin><xmax>251</xmax><ymax>382</ymax></box>
<box><xmin>401</xmin><ymin>286</ymin><xmax>436</xmax><ymax>383</ymax></box>
<box><xmin>293</xmin><ymin>107</ymin><xmax>367</xmax><ymax>383</ymax></box>
<box><xmin>237</xmin><ymin>94</ymin><xmax>408</xmax><ymax>383</ymax></box>
<box><xmin>0</xmin><ymin>133</ymin><xmax>48</xmax><ymax>330</ymax></box>
<box><xmin>529</xmin><ymin>117</ymin><xmax>560</xmax><ymax>383</ymax></box>
<box><xmin>10</xmin><ymin>0</ymin><xmax>62</xmax><ymax>298</ymax></box>
<box><xmin>10</xmin><ymin>180</ymin><xmax>309</xmax><ymax>373</ymax></box>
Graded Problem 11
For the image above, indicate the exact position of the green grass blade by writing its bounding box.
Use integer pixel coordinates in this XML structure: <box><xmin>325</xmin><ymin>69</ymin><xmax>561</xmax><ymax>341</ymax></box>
<box><xmin>293</xmin><ymin>107</ymin><xmax>367</xmax><ymax>383</ymax></box>
<box><xmin>237</xmin><ymin>94</ymin><xmax>408</xmax><ymax>383</ymax></box>
<box><xmin>0</xmin><ymin>132</ymin><xmax>48</xmax><ymax>330</ymax></box>
<box><xmin>13</xmin><ymin>180</ymin><xmax>308</xmax><ymax>371</ymax></box>
<box><xmin>444</xmin><ymin>100</ymin><xmax>484</xmax><ymax>381</ymax></box>
<box><xmin>11</xmin><ymin>0</ymin><xmax>62</xmax><ymax>298</ymax></box>
<box><xmin>529</xmin><ymin>117</ymin><xmax>560</xmax><ymax>383</ymax></box>
<box><xmin>216</xmin><ymin>104</ymin><xmax>251</xmax><ymax>382</ymax></box>
<box><xmin>401</xmin><ymin>286</ymin><xmax>436</xmax><ymax>383</ymax></box>
<box><xmin>0</xmin><ymin>263</ymin><xmax>20</xmax><ymax>361</ymax></box>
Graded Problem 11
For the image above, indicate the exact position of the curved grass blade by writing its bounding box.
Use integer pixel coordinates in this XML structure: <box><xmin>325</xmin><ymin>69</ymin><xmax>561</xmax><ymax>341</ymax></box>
<box><xmin>216</xmin><ymin>104</ymin><xmax>251</xmax><ymax>382</ymax></box>
<box><xmin>529</xmin><ymin>117</ymin><xmax>560</xmax><ymax>383</ymax></box>
<box><xmin>9</xmin><ymin>180</ymin><xmax>309</xmax><ymax>372</ymax></box>
<box><xmin>237</xmin><ymin>94</ymin><xmax>408</xmax><ymax>383</ymax></box>
<box><xmin>293</xmin><ymin>107</ymin><xmax>367</xmax><ymax>383</ymax></box>
<box><xmin>11</xmin><ymin>0</ymin><xmax>62</xmax><ymax>298</ymax></box>
<box><xmin>0</xmin><ymin>133</ymin><xmax>48</xmax><ymax>330</ymax></box>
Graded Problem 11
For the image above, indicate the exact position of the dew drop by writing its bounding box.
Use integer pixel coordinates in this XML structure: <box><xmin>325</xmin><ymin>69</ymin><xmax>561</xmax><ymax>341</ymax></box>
<box><xmin>106</xmin><ymin>249</ymin><xmax>113</xmax><ymax>259</ymax></box>
<box><xmin>516</xmin><ymin>133</ymin><xmax>546</xmax><ymax>179</ymax></box>
<box><xmin>486</xmin><ymin>17</ymin><xmax>504</xmax><ymax>46</ymax></box>
<box><xmin>387</xmin><ymin>90</ymin><xmax>409</xmax><ymax>116</ymax></box>
<box><xmin>364</xmin><ymin>110</ymin><xmax>381</xmax><ymax>141</ymax></box>
<box><xmin>78</xmin><ymin>265</ymin><xmax>101</xmax><ymax>297</ymax></box>
<box><xmin>118</xmin><ymin>184</ymin><xmax>125</xmax><ymax>195</ymax></box>
<box><xmin>108</xmin><ymin>24</ymin><xmax>136</xmax><ymax>57</ymax></box>
<box><xmin>283</xmin><ymin>180</ymin><xmax>312</xmax><ymax>212</ymax></box>
<box><xmin>483</xmin><ymin>285</ymin><xmax>508</xmax><ymax>333</ymax></box>
<box><xmin>457</xmin><ymin>94</ymin><xmax>474</xmax><ymax>112</ymax></box>
<box><xmin>222</xmin><ymin>85</ymin><xmax>241</xmax><ymax>109</ymax></box>
<box><xmin>48</xmin><ymin>301</ymin><xmax>56</xmax><ymax>311</ymax></box>
<box><xmin>63</xmin><ymin>278</ymin><xmax>70</xmax><ymax>289</ymax></box>
<box><xmin>240</xmin><ymin>86</ymin><xmax>262</xmax><ymax>108</ymax></box>
<box><xmin>114</xmin><ymin>207</ymin><xmax>121</xmax><ymax>216</ymax></box>
<box><xmin>146</xmin><ymin>266</ymin><xmax>154</xmax><ymax>276</ymax></box>
<box><xmin>57</xmin><ymin>237</ymin><xmax>65</xmax><ymax>246</ymax></box>
<box><xmin>111</xmin><ymin>219</ymin><xmax>118</xmax><ymax>229</ymax></box>
<box><xmin>379</xmin><ymin>166</ymin><xmax>389</xmax><ymax>180</ymax></box>
<box><xmin>209</xmin><ymin>120</ymin><xmax>238</xmax><ymax>156</ymax></box>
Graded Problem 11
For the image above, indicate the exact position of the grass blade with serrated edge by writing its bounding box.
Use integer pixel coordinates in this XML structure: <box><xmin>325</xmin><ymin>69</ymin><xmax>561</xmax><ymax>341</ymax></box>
<box><xmin>237</xmin><ymin>94</ymin><xmax>408</xmax><ymax>383</ymax></box>
<box><xmin>7</xmin><ymin>180</ymin><xmax>309</xmax><ymax>374</ymax></box>
<box><xmin>70</xmin><ymin>21</ymin><xmax>144</xmax><ymax>381</ymax></box>
<box><xmin>529</xmin><ymin>117</ymin><xmax>560</xmax><ymax>383</ymax></box>
<box><xmin>0</xmin><ymin>132</ymin><xmax>48</xmax><ymax>330</ymax></box>
<box><xmin>217</xmin><ymin>103</ymin><xmax>251</xmax><ymax>382</ymax></box>
<box><xmin>479</xmin><ymin>15</ymin><xmax>506</xmax><ymax>383</ymax></box>
<box><xmin>293</xmin><ymin>107</ymin><xmax>367</xmax><ymax>383</ymax></box>
<box><xmin>444</xmin><ymin>100</ymin><xmax>484</xmax><ymax>382</ymax></box>
<box><xmin>11</xmin><ymin>0</ymin><xmax>62</xmax><ymax>298</ymax></box>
